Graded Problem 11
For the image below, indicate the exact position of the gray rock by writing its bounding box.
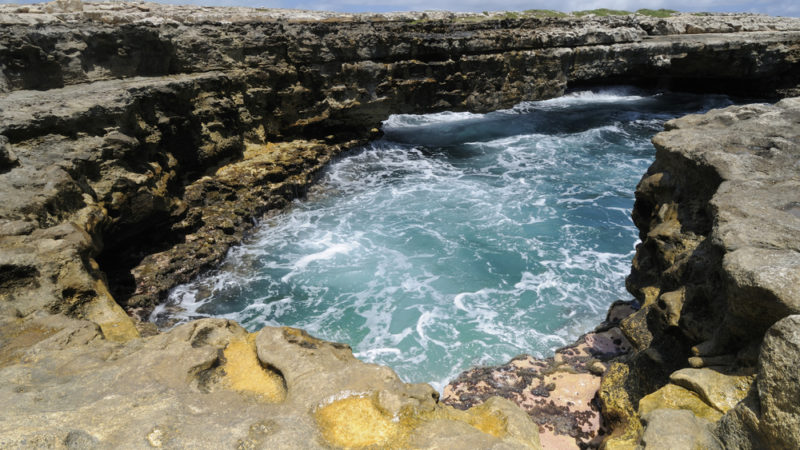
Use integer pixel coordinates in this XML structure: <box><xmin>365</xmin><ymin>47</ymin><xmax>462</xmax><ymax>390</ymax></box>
<box><xmin>714</xmin><ymin>386</ymin><xmax>768</xmax><ymax>450</ymax></box>
<box><xmin>638</xmin><ymin>409</ymin><xmax>722</xmax><ymax>449</ymax></box>
<box><xmin>629</xmin><ymin>98</ymin><xmax>800</xmax><ymax>354</ymax></box>
<box><xmin>614</xmin><ymin>95</ymin><xmax>800</xmax><ymax>447</ymax></box>
<box><xmin>757</xmin><ymin>315</ymin><xmax>800</xmax><ymax>449</ymax></box>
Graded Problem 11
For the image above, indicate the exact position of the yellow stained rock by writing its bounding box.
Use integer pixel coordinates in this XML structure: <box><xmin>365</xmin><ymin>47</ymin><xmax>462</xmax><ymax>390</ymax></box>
<box><xmin>315</xmin><ymin>395</ymin><xmax>404</xmax><ymax>448</ymax></box>
<box><xmin>437</xmin><ymin>401</ymin><xmax>508</xmax><ymax>439</ymax></box>
<box><xmin>597</xmin><ymin>363</ymin><xmax>641</xmax><ymax>449</ymax></box>
<box><xmin>223</xmin><ymin>334</ymin><xmax>286</xmax><ymax>403</ymax></box>
<box><xmin>640</xmin><ymin>286</ymin><xmax>661</xmax><ymax>307</ymax></box>
<box><xmin>88</xmin><ymin>279</ymin><xmax>140</xmax><ymax>342</ymax></box>
<box><xmin>638</xmin><ymin>383</ymin><xmax>722</xmax><ymax>422</ymax></box>
<box><xmin>314</xmin><ymin>393</ymin><xmax>533</xmax><ymax>449</ymax></box>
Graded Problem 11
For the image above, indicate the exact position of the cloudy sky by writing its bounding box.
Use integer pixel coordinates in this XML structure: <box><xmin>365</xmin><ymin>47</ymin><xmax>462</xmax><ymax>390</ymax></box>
<box><xmin>6</xmin><ymin>0</ymin><xmax>798</xmax><ymax>16</ymax></box>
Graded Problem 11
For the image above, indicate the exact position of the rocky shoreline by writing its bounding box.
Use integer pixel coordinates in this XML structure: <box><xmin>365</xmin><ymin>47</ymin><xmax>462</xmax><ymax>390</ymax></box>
<box><xmin>1</xmin><ymin>1</ymin><xmax>799</xmax><ymax>448</ymax></box>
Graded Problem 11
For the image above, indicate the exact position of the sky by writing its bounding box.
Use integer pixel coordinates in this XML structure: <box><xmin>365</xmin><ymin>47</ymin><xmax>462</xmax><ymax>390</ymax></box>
<box><xmin>3</xmin><ymin>0</ymin><xmax>798</xmax><ymax>17</ymax></box>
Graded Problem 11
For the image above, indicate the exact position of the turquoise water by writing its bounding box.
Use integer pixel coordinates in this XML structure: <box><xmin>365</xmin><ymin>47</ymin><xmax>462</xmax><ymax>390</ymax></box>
<box><xmin>154</xmin><ymin>88</ymin><xmax>731</xmax><ymax>390</ymax></box>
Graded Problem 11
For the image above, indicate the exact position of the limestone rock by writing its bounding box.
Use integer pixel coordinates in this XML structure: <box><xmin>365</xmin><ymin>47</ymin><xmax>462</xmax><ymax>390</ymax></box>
<box><xmin>757</xmin><ymin>315</ymin><xmax>800</xmax><ymax>449</ymax></box>
<box><xmin>0</xmin><ymin>318</ymin><xmax>541</xmax><ymax>448</ymax></box>
<box><xmin>627</xmin><ymin>96</ymin><xmax>800</xmax><ymax>370</ymax></box>
<box><xmin>668</xmin><ymin>368</ymin><xmax>754</xmax><ymax>413</ymax></box>
<box><xmin>1</xmin><ymin>3</ymin><xmax>799</xmax><ymax>331</ymax></box>
<box><xmin>638</xmin><ymin>383</ymin><xmax>722</xmax><ymax>422</ymax></box>
<box><xmin>597</xmin><ymin>362</ymin><xmax>642</xmax><ymax>449</ymax></box>
<box><xmin>714</xmin><ymin>387</ymin><xmax>768</xmax><ymax>450</ymax></box>
<box><xmin>638</xmin><ymin>409</ymin><xmax>722</xmax><ymax>450</ymax></box>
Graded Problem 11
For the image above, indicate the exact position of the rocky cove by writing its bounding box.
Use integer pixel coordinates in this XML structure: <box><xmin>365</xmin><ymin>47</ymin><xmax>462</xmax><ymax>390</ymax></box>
<box><xmin>0</xmin><ymin>1</ymin><xmax>799</xmax><ymax>448</ymax></box>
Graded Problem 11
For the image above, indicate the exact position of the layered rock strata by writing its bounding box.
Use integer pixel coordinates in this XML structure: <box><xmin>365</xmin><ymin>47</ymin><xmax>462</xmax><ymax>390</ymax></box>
<box><xmin>1</xmin><ymin>1</ymin><xmax>800</xmax><ymax>448</ymax></box>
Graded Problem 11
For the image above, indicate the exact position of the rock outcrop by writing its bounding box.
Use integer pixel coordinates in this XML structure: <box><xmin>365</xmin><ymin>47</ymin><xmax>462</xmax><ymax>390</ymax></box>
<box><xmin>608</xmin><ymin>97</ymin><xmax>800</xmax><ymax>447</ymax></box>
<box><xmin>0</xmin><ymin>316</ymin><xmax>541</xmax><ymax>448</ymax></box>
<box><xmin>1</xmin><ymin>2</ymin><xmax>800</xmax><ymax>448</ymax></box>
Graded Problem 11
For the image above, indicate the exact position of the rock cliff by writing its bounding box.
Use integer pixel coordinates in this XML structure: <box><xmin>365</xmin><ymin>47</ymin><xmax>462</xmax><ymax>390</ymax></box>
<box><xmin>1</xmin><ymin>1</ymin><xmax>799</xmax><ymax>448</ymax></box>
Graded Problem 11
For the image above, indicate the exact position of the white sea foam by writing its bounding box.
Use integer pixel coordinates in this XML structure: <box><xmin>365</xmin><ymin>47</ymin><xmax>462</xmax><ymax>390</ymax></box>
<box><xmin>383</xmin><ymin>110</ymin><xmax>484</xmax><ymax>130</ymax></box>
<box><xmin>281</xmin><ymin>241</ymin><xmax>358</xmax><ymax>282</ymax></box>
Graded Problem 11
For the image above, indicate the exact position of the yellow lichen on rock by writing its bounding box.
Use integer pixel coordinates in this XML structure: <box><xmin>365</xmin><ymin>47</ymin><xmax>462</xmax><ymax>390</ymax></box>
<box><xmin>597</xmin><ymin>363</ymin><xmax>641</xmax><ymax>450</ymax></box>
<box><xmin>88</xmin><ymin>279</ymin><xmax>140</xmax><ymax>342</ymax></box>
<box><xmin>459</xmin><ymin>402</ymin><xmax>508</xmax><ymax>438</ymax></box>
<box><xmin>314</xmin><ymin>392</ymin><xmax>540</xmax><ymax>449</ymax></box>
<box><xmin>223</xmin><ymin>334</ymin><xmax>286</xmax><ymax>402</ymax></box>
<box><xmin>315</xmin><ymin>394</ymin><xmax>404</xmax><ymax>448</ymax></box>
<box><xmin>638</xmin><ymin>383</ymin><xmax>723</xmax><ymax>422</ymax></box>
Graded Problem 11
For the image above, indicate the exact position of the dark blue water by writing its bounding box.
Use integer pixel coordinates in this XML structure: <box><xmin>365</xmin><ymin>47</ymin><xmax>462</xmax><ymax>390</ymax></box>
<box><xmin>154</xmin><ymin>87</ymin><xmax>731</xmax><ymax>390</ymax></box>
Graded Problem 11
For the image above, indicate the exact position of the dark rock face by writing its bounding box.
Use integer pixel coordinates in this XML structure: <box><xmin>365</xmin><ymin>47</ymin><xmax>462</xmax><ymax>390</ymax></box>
<box><xmin>1</xmin><ymin>2</ymin><xmax>800</xmax><ymax>448</ymax></box>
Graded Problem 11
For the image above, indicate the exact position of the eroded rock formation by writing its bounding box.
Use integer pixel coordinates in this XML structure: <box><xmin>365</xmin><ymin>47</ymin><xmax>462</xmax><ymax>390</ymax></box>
<box><xmin>1</xmin><ymin>1</ymin><xmax>799</xmax><ymax>448</ymax></box>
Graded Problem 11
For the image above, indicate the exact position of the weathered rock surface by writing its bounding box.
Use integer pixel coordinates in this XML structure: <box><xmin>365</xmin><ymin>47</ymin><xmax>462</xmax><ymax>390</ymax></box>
<box><xmin>2</xmin><ymin>2</ymin><xmax>799</xmax><ymax>330</ymax></box>
<box><xmin>638</xmin><ymin>383</ymin><xmax>723</xmax><ymax>422</ymax></box>
<box><xmin>669</xmin><ymin>368</ymin><xmax>754</xmax><ymax>413</ymax></box>
<box><xmin>1</xmin><ymin>2</ymin><xmax>800</xmax><ymax>448</ymax></box>
<box><xmin>755</xmin><ymin>315</ymin><xmax>800</xmax><ymax>449</ymax></box>
<box><xmin>639</xmin><ymin>409</ymin><xmax>722</xmax><ymax>450</ymax></box>
<box><xmin>609</xmin><ymin>97</ymin><xmax>800</xmax><ymax>447</ymax></box>
<box><xmin>0</xmin><ymin>317</ymin><xmax>541</xmax><ymax>448</ymax></box>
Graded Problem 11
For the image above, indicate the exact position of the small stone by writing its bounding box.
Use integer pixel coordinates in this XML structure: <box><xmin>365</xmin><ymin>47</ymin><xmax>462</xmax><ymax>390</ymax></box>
<box><xmin>64</xmin><ymin>430</ymin><xmax>99</xmax><ymax>449</ymax></box>
<box><xmin>146</xmin><ymin>428</ymin><xmax>164</xmax><ymax>448</ymax></box>
<box><xmin>588</xmin><ymin>361</ymin><xmax>606</xmax><ymax>375</ymax></box>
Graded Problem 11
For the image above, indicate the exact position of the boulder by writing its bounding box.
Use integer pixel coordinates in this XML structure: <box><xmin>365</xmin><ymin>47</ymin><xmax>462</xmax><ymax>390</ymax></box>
<box><xmin>669</xmin><ymin>368</ymin><xmax>754</xmax><ymax>413</ymax></box>
<box><xmin>639</xmin><ymin>409</ymin><xmax>722</xmax><ymax>450</ymax></box>
<box><xmin>757</xmin><ymin>315</ymin><xmax>800</xmax><ymax>448</ymax></box>
<box><xmin>638</xmin><ymin>383</ymin><xmax>722</xmax><ymax>422</ymax></box>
